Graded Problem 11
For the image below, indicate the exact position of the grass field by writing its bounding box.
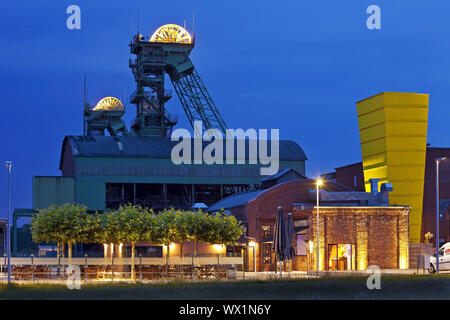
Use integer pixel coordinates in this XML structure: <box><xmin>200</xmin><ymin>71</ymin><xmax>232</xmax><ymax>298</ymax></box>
<box><xmin>0</xmin><ymin>275</ymin><xmax>448</xmax><ymax>300</ymax></box>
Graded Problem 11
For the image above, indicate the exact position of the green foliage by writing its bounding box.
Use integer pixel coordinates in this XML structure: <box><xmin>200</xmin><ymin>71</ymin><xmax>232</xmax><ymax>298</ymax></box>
<box><xmin>210</xmin><ymin>212</ymin><xmax>244</xmax><ymax>246</ymax></box>
<box><xmin>31</xmin><ymin>203</ymin><xmax>88</xmax><ymax>245</ymax></box>
<box><xmin>153</xmin><ymin>208</ymin><xmax>178</xmax><ymax>246</ymax></box>
<box><xmin>111</xmin><ymin>204</ymin><xmax>155</xmax><ymax>245</ymax></box>
<box><xmin>31</xmin><ymin>204</ymin><xmax>243</xmax><ymax>253</ymax></box>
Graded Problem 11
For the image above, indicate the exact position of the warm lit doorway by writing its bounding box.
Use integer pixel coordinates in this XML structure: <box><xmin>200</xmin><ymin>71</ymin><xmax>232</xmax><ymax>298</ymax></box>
<box><xmin>327</xmin><ymin>244</ymin><xmax>355</xmax><ymax>271</ymax></box>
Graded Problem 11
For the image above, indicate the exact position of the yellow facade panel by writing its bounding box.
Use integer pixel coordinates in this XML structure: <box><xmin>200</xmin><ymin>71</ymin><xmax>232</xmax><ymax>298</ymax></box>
<box><xmin>388</xmin><ymin>181</ymin><xmax>424</xmax><ymax>196</ymax></box>
<box><xmin>358</xmin><ymin>111</ymin><xmax>386</xmax><ymax>130</ymax></box>
<box><xmin>386</xmin><ymin>137</ymin><xmax>427</xmax><ymax>152</ymax></box>
<box><xmin>356</xmin><ymin>93</ymin><xmax>386</xmax><ymax>115</ymax></box>
<box><xmin>385</xmin><ymin>122</ymin><xmax>428</xmax><ymax>137</ymax></box>
<box><xmin>356</xmin><ymin>92</ymin><xmax>428</xmax><ymax>243</ymax></box>
<box><xmin>361</xmin><ymin>139</ymin><xmax>387</xmax><ymax>157</ymax></box>
<box><xmin>358</xmin><ymin>124</ymin><xmax>386</xmax><ymax>143</ymax></box>
<box><xmin>389</xmin><ymin>194</ymin><xmax>423</xmax><ymax>206</ymax></box>
<box><xmin>385</xmin><ymin>151</ymin><xmax>427</xmax><ymax>166</ymax></box>
<box><xmin>383</xmin><ymin>91</ymin><xmax>429</xmax><ymax>108</ymax></box>
<box><xmin>387</xmin><ymin>166</ymin><xmax>427</xmax><ymax>181</ymax></box>
<box><xmin>361</xmin><ymin>154</ymin><xmax>387</xmax><ymax>168</ymax></box>
<box><xmin>362</xmin><ymin>166</ymin><xmax>388</xmax><ymax>181</ymax></box>
<box><xmin>385</xmin><ymin>107</ymin><xmax>429</xmax><ymax>122</ymax></box>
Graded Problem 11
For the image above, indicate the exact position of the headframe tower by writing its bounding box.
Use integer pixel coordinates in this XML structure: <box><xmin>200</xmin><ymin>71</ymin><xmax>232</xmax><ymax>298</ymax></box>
<box><xmin>129</xmin><ymin>24</ymin><xmax>228</xmax><ymax>137</ymax></box>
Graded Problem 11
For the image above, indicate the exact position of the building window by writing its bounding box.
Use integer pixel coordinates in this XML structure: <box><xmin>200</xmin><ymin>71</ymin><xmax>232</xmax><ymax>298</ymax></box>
<box><xmin>105</xmin><ymin>183</ymin><xmax>134</xmax><ymax>209</ymax></box>
<box><xmin>327</xmin><ymin>244</ymin><xmax>355</xmax><ymax>271</ymax></box>
<box><xmin>296</xmin><ymin>234</ymin><xmax>307</xmax><ymax>256</ymax></box>
<box><xmin>125</xmin><ymin>245</ymin><xmax>163</xmax><ymax>258</ymax></box>
<box><xmin>261</xmin><ymin>225</ymin><xmax>271</xmax><ymax>238</ymax></box>
<box><xmin>262</xmin><ymin>243</ymin><xmax>272</xmax><ymax>264</ymax></box>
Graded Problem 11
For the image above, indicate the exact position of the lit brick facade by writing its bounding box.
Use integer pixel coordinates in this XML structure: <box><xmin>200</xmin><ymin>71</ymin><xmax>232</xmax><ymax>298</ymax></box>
<box><xmin>293</xmin><ymin>206</ymin><xmax>409</xmax><ymax>271</ymax></box>
<box><xmin>215</xmin><ymin>179</ymin><xmax>410</xmax><ymax>271</ymax></box>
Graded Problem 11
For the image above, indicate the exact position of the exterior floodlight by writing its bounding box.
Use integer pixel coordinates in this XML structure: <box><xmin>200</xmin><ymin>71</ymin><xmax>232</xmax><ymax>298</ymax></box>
<box><xmin>435</xmin><ymin>156</ymin><xmax>447</xmax><ymax>273</ymax></box>
<box><xmin>315</xmin><ymin>178</ymin><xmax>324</xmax><ymax>275</ymax></box>
<box><xmin>150</xmin><ymin>24</ymin><xmax>192</xmax><ymax>44</ymax></box>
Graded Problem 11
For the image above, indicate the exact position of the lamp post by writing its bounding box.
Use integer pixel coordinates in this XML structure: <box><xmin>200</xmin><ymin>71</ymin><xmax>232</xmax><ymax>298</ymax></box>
<box><xmin>5</xmin><ymin>161</ymin><xmax>12</xmax><ymax>285</ymax></box>
<box><xmin>316</xmin><ymin>179</ymin><xmax>323</xmax><ymax>276</ymax></box>
<box><xmin>435</xmin><ymin>156</ymin><xmax>446</xmax><ymax>273</ymax></box>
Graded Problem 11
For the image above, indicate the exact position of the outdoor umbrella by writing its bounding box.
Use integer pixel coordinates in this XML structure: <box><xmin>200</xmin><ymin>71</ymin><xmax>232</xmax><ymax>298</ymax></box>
<box><xmin>286</xmin><ymin>212</ymin><xmax>295</xmax><ymax>277</ymax></box>
<box><xmin>273</xmin><ymin>206</ymin><xmax>288</xmax><ymax>277</ymax></box>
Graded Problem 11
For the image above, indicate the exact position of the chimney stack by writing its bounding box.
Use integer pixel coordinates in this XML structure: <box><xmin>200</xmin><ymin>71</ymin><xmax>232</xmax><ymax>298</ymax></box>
<box><xmin>369</xmin><ymin>178</ymin><xmax>379</xmax><ymax>194</ymax></box>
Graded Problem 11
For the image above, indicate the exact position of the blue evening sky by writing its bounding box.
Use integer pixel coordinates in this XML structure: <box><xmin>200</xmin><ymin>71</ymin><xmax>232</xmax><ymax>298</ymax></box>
<box><xmin>1</xmin><ymin>1</ymin><xmax>449</xmax><ymax>218</ymax></box>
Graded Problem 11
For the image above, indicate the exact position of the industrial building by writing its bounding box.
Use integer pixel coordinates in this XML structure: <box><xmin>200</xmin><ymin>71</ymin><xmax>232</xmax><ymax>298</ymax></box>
<box><xmin>11</xmin><ymin>24</ymin><xmax>307</xmax><ymax>256</ymax></box>
<box><xmin>208</xmin><ymin>171</ymin><xmax>409</xmax><ymax>272</ymax></box>
<box><xmin>323</xmin><ymin>147</ymin><xmax>450</xmax><ymax>247</ymax></box>
<box><xmin>10</xmin><ymin>26</ymin><xmax>433</xmax><ymax>274</ymax></box>
<box><xmin>0</xmin><ymin>218</ymin><xmax>6</xmax><ymax>256</ymax></box>
<box><xmin>356</xmin><ymin>92</ymin><xmax>429</xmax><ymax>243</ymax></box>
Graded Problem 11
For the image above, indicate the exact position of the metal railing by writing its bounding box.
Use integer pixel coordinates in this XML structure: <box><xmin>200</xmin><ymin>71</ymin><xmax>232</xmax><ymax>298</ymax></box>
<box><xmin>0</xmin><ymin>256</ymin><xmax>242</xmax><ymax>282</ymax></box>
<box><xmin>3</xmin><ymin>256</ymin><xmax>242</xmax><ymax>266</ymax></box>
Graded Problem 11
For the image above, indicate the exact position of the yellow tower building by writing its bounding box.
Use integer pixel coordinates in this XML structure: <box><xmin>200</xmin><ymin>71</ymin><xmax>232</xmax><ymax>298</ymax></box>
<box><xmin>356</xmin><ymin>92</ymin><xmax>429</xmax><ymax>243</ymax></box>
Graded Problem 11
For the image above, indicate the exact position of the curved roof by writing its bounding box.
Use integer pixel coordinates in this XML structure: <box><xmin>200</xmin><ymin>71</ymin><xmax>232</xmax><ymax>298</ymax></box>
<box><xmin>60</xmin><ymin>135</ymin><xmax>307</xmax><ymax>169</ymax></box>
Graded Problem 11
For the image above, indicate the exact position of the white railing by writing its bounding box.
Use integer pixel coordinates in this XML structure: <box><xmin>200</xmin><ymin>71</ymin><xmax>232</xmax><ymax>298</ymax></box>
<box><xmin>4</xmin><ymin>256</ymin><xmax>243</xmax><ymax>266</ymax></box>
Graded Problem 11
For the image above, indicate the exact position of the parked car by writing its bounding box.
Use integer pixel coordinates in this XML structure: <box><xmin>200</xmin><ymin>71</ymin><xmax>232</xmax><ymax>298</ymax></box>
<box><xmin>429</xmin><ymin>242</ymin><xmax>450</xmax><ymax>273</ymax></box>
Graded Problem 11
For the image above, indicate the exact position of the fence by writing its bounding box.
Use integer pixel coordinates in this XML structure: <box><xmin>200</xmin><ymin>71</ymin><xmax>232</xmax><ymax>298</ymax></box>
<box><xmin>0</xmin><ymin>256</ymin><xmax>243</xmax><ymax>282</ymax></box>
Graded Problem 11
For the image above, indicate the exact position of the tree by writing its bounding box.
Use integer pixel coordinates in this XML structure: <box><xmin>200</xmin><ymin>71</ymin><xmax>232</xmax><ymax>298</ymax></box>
<box><xmin>57</xmin><ymin>203</ymin><xmax>88</xmax><ymax>260</ymax></box>
<box><xmin>182</xmin><ymin>210</ymin><xmax>216</xmax><ymax>256</ymax></box>
<box><xmin>153</xmin><ymin>209</ymin><xmax>181</xmax><ymax>275</ymax></box>
<box><xmin>112</xmin><ymin>204</ymin><xmax>155</xmax><ymax>280</ymax></box>
<box><xmin>32</xmin><ymin>204</ymin><xmax>65</xmax><ymax>263</ymax></box>
<box><xmin>173</xmin><ymin>210</ymin><xmax>194</xmax><ymax>257</ymax></box>
<box><xmin>210</xmin><ymin>211</ymin><xmax>243</xmax><ymax>246</ymax></box>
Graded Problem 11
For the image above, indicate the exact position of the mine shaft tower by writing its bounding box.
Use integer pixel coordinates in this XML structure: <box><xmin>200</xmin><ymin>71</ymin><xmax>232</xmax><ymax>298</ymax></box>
<box><xmin>129</xmin><ymin>24</ymin><xmax>228</xmax><ymax>137</ymax></box>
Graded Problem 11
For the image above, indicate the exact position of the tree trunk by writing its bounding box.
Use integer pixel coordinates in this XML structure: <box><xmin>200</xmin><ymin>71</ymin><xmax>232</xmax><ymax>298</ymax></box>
<box><xmin>57</xmin><ymin>241</ymin><xmax>61</xmax><ymax>276</ymax></box>
<box><xmin>166</xmin><ymin>243</ymin><xmax>170</xmax><ymax>279</ymax></box>
<box><xmin>68</xmin><ymin>240</ymin><xmax>73</xmax><ymax>260</ymax></box>
<box><xmin>131</xmin><ymin>242</ymin><xmax>135</xmax><ymax>280</ymax></box>
<box><xmin>111</xmin><ymin>243</ymin><xmax>114</xmax><ymax>280</ymax></box>
<box><xmin>180</xmin><ymin>242</ymin><xmax>184</xmax><ymax>275</ymax></box>
<box><xmin>195</xmin><ymin>238</ymin><xmax>199</xmax><ymax>257</ymax></box>
<box><xmin>61</xmin><ymin>242</ymin><xmax>65</xmax><ymax>258</ymax></box>
<box><xmin>57</xmin><ymin>242</ymin><xmax>61</xmax><ymax>265</ymax></box>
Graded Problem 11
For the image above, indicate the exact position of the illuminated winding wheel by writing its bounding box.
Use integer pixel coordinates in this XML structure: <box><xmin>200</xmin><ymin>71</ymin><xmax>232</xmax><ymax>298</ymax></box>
<box><xmin>93</xmin><ymin>97</ymin><xmax>124</xmax><ymax>111</ymax></box>
<box><xmin>150</xmin><ymin>24</ymin><xmax>192</xmax><ymax>44</ymax></box>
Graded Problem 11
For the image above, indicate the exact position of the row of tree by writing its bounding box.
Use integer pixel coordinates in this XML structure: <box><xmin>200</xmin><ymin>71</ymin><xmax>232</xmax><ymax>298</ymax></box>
<box><xmin>31</xmin><ymin>203</ymin><xmax>243</xmax><ymax>277</ymax></box>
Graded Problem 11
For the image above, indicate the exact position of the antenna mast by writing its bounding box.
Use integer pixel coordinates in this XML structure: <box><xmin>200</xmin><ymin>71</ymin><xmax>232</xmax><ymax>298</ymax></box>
<box><xmin>192</xmin><ymin>10</ymin><xmax>195</xmax><ymax>41</ymax></box>
<box><xmin>83</xmin><ymin>73</ymin><xmax>86</xmax><ymax>135</ymax></box>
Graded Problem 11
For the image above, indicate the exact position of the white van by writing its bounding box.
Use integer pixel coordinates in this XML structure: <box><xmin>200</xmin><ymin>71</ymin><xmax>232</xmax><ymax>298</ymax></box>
<box><xmin>429</xmin><ymin>242</ymin><xmax>450</xmax><ymax>273</ymax></box>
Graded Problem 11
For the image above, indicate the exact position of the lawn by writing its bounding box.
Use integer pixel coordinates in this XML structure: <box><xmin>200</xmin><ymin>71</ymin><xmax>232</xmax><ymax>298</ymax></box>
<box><xmin>0</xmin><ymin>275</ymin><xmax>448</xmax><ymax>300</ymax></box>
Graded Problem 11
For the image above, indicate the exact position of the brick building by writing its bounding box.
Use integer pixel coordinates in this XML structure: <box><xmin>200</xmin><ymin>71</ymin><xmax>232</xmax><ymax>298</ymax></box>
<box><xmin>209</xmin><ymin>172</ymin><xmax>409</xmax><ymax>272</ymax></box>
<box><xmin>324</xmin><ymin>147</ymin><xmax>450</xmax><ymax>246</ymax></box>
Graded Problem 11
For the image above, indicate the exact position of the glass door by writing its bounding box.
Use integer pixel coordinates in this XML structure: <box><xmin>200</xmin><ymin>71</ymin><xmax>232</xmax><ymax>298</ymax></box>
<box><xmin>328</xmin><ymin>244</ymin><xmax>355</xmax><ymax>271</ymax></box>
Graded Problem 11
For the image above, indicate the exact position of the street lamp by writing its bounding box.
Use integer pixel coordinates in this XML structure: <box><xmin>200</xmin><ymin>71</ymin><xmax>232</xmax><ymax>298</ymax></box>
<box><xmin>435</xmin><ymin>156</ymin><xmax>446</xmax><ymax>273</ymax></box>
<box><xmin>5</xmin><ymin>161</ymin><xmax>12</xmax><ymax>285</ymax></box>
<box><xmin>316</xmin><ymin>179</ymin><xmax>323</xmax><ymax>276</ymax></box>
